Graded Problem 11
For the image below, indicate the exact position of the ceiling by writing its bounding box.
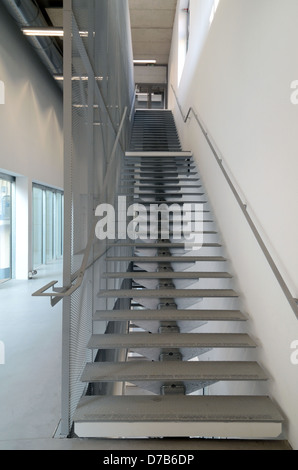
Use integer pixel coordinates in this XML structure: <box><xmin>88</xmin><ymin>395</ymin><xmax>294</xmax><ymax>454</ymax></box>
<box><xmin>35</xmin><ymin>0</ymin><xmax>177</xmax><ymax>66</ymax></box>
<box><xmin>129</xmin><ymin>0</ymin><xmax>177</xmax><ymax>65</ymax></box>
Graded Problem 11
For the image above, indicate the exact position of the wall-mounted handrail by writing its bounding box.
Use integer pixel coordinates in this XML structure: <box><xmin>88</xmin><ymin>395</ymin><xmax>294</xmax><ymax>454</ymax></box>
<box><xmin>171</xmin><ymin>84</ymin><xmax>298</xmax><ymax>320</ymax></box>
<box><xmin>32</xmin><ymin>105</ymin><xmax>129</xmax><ymax>307</ymax></box>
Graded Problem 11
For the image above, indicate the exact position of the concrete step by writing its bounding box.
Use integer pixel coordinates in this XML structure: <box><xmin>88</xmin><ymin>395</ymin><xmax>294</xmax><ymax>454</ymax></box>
<box><xmin>73</xmin><ymin>395</ymin><xmax>284</xmax><ymax>439</ymax></box>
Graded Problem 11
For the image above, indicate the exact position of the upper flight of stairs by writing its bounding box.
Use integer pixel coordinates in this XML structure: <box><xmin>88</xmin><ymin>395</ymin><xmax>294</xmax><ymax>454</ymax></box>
<box><xmin>73</xmin><ymin>110</ymin><xmax>285</xmax><ymax>441</ymax></box>
<box><xmin>129</xmin><ymin>110</ymin><xmax>182</xmax><ymax>152</ymax></box>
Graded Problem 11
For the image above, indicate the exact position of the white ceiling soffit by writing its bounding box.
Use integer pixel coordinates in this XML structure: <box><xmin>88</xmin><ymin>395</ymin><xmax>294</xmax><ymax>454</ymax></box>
<box><xmin>129</xmin><ymin>0</ymin><xmax>178</xmax><ymax>65</ymax></box>
<box><xmin>45</xmin><ymin>8</ymin><xmax>63</xmax><ymax>26</ymax></box>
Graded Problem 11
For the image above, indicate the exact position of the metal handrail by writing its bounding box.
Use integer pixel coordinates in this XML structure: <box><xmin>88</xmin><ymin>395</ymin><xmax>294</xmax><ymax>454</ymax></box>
<box><xmin>32</xmin><ymin>105</ymin><xmax>130</xmax><ymax>306</ymax></box>
<box><xmin>171</xmin><ymin>84</ymin><xmax>298</xmax><ymax>319</ymax></box>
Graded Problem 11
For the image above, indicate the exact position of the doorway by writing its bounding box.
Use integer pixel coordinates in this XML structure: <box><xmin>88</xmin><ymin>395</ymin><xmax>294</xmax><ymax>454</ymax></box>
<box><xmin>0</xmin><ymin>174</ymin><xmax>14</xmax><ymax>283</ymax></box>
<box><xmin>135</xmin><ymin>84</ymin><xmax>167</xmax><ymax>110</ymax></box>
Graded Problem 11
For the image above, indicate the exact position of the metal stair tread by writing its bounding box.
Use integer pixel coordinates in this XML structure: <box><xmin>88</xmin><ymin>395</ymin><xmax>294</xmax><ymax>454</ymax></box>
<box><xmin>80</xmin><ymin>361</ymin><xmax>268</xmax><ymax>383</ymax></box>
<box><xmin>93</xmin><ymin>309</ymin><xmax>247</xmax><ymax>322</ymax></box>
<box><xmin>122</xmin><ymin>185</ymin><xmax>202</xmax><ymax>189</ymax></box>
<box><xmin>132</xmin><ymin>201</ymin><xmax>208</xmax><ymax>205</ymax></box>
<box><xmin>131</xmin><ymin>193</ymin><xmax>203</xmax><ymax>197</ymax></box>
<box><xmin>107</xmin><ymin>256</ymin><xmax>226</xmax><ymax>262</ymax></box>
<box><xmin>103</xmin><ymin>271</ymin><xmax>232</xmax><ymax>280</ymax></box>
<box><xmin>99</xmin><ymin>288</ymin><xmax>238</xmax><ymax>299</ymax></box>
<box><xmin>125</xmin><ymin>152</ymin><xmax>192</xmax><ymax>158</ymax></box>
<box><xmin>87</xmin><ymin>333</ymin><xmax>257</xmax><ymax>349</ymax></box>
<box><xmin>107</xmin><ymin>242</ymin><xmax>215</xmax><ymax>248</ymax></box>
<box><xmin>73</xmin><ymin>395</ymin><xmax>283</xmax><ymax>423</ymax></box>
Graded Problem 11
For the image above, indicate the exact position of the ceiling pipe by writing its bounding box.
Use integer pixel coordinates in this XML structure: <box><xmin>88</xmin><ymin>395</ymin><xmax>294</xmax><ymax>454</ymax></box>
<box><xmin>2</xmin><ymin>0</ymin><xmax>63</xmax><ymax>77</ymax></box>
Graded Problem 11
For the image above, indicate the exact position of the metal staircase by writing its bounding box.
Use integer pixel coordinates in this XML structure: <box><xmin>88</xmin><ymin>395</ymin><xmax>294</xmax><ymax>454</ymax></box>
<box><xmin>73</xmin><ymin>110</ymin><xmax>284</xmax><ymax>440</ymax></box>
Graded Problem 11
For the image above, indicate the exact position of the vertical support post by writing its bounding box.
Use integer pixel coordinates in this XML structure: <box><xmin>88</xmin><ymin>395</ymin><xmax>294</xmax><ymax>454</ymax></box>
<box><xmin>61</xmin><ymin>0</ymin><xmax>72</xmax><ymax>437</ymax></box>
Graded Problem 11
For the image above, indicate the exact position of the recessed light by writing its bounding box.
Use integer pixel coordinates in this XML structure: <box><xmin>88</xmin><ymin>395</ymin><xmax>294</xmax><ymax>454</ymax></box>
<box><xmin>22</xmin><ymin>28</ymin><xmax>89</xmax><ymax>38</ymax></box>
<box><xmin>133</xmin><ymin>60</ymin><xmax>157</xmax><ymax>64</ymax></box>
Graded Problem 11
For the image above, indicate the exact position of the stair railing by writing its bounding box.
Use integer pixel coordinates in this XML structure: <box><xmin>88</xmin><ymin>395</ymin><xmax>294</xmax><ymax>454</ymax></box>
<box><xmin>32</xmin><ymin>105</ymin><xmax>129</xmax><ymax>307</ymax></box>
<box><xmin>171</xmin><ymin>84</ymin><xmax>298</xmax><ymax>319</ymax></box>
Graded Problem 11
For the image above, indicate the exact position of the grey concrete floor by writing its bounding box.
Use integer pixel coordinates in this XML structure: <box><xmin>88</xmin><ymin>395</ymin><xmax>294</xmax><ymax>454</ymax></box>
<box><xmin>0</xmin><ymin>261</ymin><xmax>63</xmax><ymax>450</ymax></box>
<box><xmin>0</xmin><ymin>262</ymin><xmax>291</xmax><ymax>450</ymax></box>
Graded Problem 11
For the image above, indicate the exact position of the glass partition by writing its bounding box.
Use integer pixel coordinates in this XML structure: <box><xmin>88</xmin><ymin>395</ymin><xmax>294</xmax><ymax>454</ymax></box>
<box><xmin>32</xmin><ymin>184</ymin><xmax>64</xmax><ymax>268</ymax></box>
<box><xmin>0</xmin><ymin>174</ymin><xmax>13</xmax><ymax>283</ymax></box>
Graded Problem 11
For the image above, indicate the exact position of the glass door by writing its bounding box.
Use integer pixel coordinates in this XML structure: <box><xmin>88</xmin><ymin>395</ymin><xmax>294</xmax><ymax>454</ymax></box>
<box><xmin>0</xmin><ymin>175</ymin><xmax>13</xmax><ymax>283</ymax></box>
<box><xmin>135</xmin><ymin>84</ymin><xmax>167</xmax><ymax>110</ymax></box>
<box><xmin>32</xmin><ymin>184</ymin><xmax>64</xmax><ymax>269</ymax></box>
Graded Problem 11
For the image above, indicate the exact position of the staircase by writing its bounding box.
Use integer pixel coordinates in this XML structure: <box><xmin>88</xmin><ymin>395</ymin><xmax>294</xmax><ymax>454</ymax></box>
<box><xmin>73</xmin><ymin>110</ymin><xmax>284</xmax><ymax>440</ymax></box>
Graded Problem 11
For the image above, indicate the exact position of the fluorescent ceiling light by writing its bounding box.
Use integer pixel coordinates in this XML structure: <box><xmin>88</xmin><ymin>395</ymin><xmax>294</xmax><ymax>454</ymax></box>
<box><xmin>133</xmin><ymin>60</ymin><xmax>157</xmax><ymax>64</ymax></box>
<box><xmin>22</xmin><ymin>27</ymin><xmax>64</xmax><ymax>37</ymax></box>
<box><xmin>22</xmin><ymin>27</ymin><xmax>89</xmax><ymax>37</ymax></box>
<box><xmin>54</xmin><ymin>75</ymin><xmax>103</xmax><ymax>81</ymax></box>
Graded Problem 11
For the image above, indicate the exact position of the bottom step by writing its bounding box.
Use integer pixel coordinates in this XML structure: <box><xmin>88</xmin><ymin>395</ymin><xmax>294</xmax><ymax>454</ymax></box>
<box><xmin>73</xmin><ymin>395</ymin><xmax>284</xmax><ymax>439</ymax></box>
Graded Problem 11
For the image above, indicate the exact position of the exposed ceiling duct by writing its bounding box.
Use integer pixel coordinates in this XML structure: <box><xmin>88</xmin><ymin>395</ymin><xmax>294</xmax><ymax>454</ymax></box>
<box><xmin>2</xmin><ymin>0</ymin><xmax>63</xmax><ymax>77</ymax></box>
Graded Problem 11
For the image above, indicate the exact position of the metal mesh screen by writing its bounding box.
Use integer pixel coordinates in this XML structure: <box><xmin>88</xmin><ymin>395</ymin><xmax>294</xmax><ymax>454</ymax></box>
<box><xmin>61</xmin><ymin>0</ymin><xmax>135</xmax><ymax>435</ymax></box>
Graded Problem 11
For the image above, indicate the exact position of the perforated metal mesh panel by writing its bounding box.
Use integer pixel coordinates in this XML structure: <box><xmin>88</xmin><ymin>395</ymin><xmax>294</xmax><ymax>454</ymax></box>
<box><xmin>61</xmin><ymin>0</ymin><xmax>134</xmax><ymax>435</ymax></box>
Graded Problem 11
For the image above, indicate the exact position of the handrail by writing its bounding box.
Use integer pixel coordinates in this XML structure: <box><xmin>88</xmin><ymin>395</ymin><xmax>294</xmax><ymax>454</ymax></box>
<box><xmin>32</xmin><ymin>105</ymin><xmax>129</xmax><ymax>306</ymax></box>
<box><xmin>171</xmin><ymin>84</ymin><xmax>298</xmax><ymax>319</ymax></box>
<box><xmin>129</xmin><ymin>86</ymin><xmax>137</xmax><ymax>122</ymax></box>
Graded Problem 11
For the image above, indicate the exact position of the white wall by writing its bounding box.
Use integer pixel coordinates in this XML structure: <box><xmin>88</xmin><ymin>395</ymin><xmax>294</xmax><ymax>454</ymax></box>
<box><xmin>0</xmin><ymin>3</ymin><xmax>63</xmax><ymax>278</ymax></box>
<box><xmin>134</xmin><ymin>65</ymin><xmax>167</xmax><ymax>84</ymax></box>
<box><xmin>169</xmin><ymin>0</ymin><xmax>298</xmax><ymax>448</ymax></box>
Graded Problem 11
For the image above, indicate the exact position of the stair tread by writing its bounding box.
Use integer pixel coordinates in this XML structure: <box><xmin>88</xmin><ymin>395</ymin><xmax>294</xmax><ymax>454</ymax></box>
<box><xmin>124</xmin><ymin>174</ymin><xmax>198</xmax><ymax>178</ymax></box>
<box><xmin>87</xmin><ymin>333</ymin><xmax>256</xmax><ymax>349</ymax></box>
<box><xmin>132</xmin><ymin>201</ymin><xmax>208</xmax><ymax>205</ymax></box>
<box><xmin>107</xmin><ymin>242</ymin><xmax>214</xmax><ymax>248</ymax></box>
<box><xmin>81</xmin><ymin>361</ymin><xmax>268</xmax><ymax>383</ymax></box>
<box><xmin>107</xmin><ymin>256</ymin><xmax>226</xmax><ymax>262</ymax></box>
<box><xmin>94</xmin><ymin>309</ymin><xmax>246</xmax><ymax>322</ymax></box>
<box><xmin>125</xmin><ymin>152</ymin><xmax>192</xmax><ymax>158</ymax></box>
<box><xmin>122</xmin><ymin>185</ymin><xmax>202</xmax><ymax>189</ymax></box>
<box><xmin>103</xmin><ymin>272</ymin><xmax>232</xmax><ymax>280</ymax></box>
<box><xmin>74</xmin><ymin>395</ymin><xmax>283</xmax><ymax>423</ymax></box>
<box><xmin>132</xmin><ymin>193</ymin><xmax>202</xmax><ymax>196</ymax></box>
<box><xmin>99</xmin><ymin>289</ymin><xmax>238</xmax><ymax>299</ymax></box>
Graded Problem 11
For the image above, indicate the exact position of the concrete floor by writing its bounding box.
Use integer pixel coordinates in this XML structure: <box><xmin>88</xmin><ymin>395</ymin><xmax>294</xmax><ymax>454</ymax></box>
<box><xmin>0</xmin><ymin>262</ymin><xmax>292</xmax><ymax>450</ymax></box>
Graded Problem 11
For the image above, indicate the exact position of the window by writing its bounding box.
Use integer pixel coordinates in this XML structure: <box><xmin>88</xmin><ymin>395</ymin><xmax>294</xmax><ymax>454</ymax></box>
<box><xmin>210</xmin><ymin>0</ymin><xmax>220</xmax><ymax>25</ymax></box>
<box><xmin>0</xmin><ymin>174</ymin><xmax>14</xmax><ymax>283</ymax></box>
<box><xmin>186</xmin><ymin>1</ymin><xmax>190</xmax><ymax>53</ymax></box>
<box><xmin>178</xmin><ymin>0</ymin><xmax>191</xmax><ymax>84</ymax></box>
<box><xmin>32</xmin><ymin>184</ymin><xmax>63</xmax><ymax>268</ymax></box>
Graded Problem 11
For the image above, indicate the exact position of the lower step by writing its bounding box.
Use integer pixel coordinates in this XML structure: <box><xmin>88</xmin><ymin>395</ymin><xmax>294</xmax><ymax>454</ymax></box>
<box><xmin>73</xmin><ymin>395</ymin><xmax>284</xmax><ymax>439</ymax></box>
